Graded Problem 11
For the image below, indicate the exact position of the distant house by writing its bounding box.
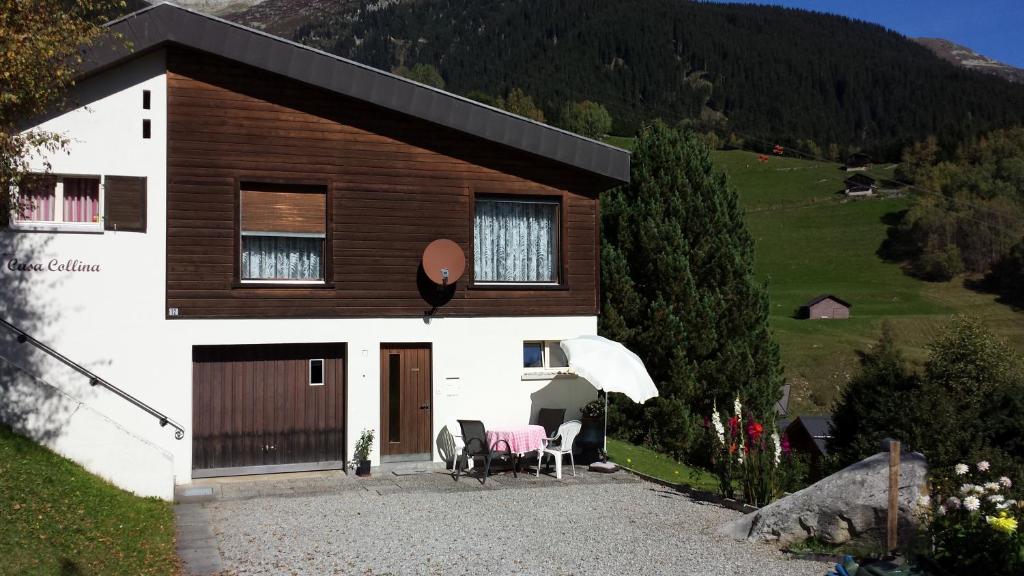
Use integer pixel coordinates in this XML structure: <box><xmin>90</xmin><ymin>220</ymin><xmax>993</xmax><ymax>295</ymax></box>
<box><xmin>784</xmin><ymin>415</ymin><xmax>834</xmax><ymax>478</ymax></box>
<box><xmin>844</xmin><ymin>152</ymin><xmax>872</xmax><ymax>171</ymax></box>
<box><xmin>801</xmin><ymin>294</ymin><xmax>851</xmax><ymax>320</ymax></box>
<box><xmin>844</xmin><ymin>174</ymin><xmax>876</xmax><ymax>197</ymax></box>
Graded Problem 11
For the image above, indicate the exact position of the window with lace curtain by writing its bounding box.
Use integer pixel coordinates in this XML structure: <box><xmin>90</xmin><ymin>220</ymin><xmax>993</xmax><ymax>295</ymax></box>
<box><xmin>239</xmin><ymin>183</ymin><xmax>327</xmax><ymax>283</ymax></box>
<box><xmin>473</xmin><ymin>197</ymin><xmax>560</xmax><ymax>285</ymax></box>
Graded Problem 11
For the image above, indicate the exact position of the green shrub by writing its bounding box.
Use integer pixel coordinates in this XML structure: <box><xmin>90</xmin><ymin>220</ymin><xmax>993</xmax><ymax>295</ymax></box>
<box><xmin>912</xmin><ymin>244</ymin><xmax>964</xmax><ymax>281</ymax></box>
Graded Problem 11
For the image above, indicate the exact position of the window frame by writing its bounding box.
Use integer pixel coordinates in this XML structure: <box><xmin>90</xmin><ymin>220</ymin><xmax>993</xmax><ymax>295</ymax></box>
<box><xmin>10</xmin><ymin>173</ymin><xmax>105</xmax><ymax>233</ymax></box>
<box><xmin>308</xmin><ymin>358</ymin><xmax>325</xmax><ymax>386</ymax></box>
<box><xmin>233</xmin><ymin>179</ymin><xmax>334</xmax><ymax>289</ymax></box>
<box><xmin>469</xmin><ymin>191</ymin><xmax>568</xmax><ymax>290</ymax></box>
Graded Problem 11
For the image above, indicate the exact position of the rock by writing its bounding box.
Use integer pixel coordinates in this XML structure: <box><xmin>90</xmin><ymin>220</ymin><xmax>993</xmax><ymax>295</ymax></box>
<box><xmin>719</xmin><ymin>451</ymin><xmax>928</xmax><ymax>546</ymax></box>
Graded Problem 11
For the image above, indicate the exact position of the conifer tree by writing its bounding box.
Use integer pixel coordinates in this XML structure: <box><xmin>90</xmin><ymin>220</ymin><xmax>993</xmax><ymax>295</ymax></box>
<box><xmin>600</xmin><ymin>121</ymin><xmax>781</xmax><ymax>456</ymax></box>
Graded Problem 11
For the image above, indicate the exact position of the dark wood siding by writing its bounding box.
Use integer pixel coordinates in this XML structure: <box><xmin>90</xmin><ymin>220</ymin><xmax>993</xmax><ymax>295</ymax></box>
<box><xmin>166</xmin><ymin>48</ymin><xmax>605</xmax><ymax>318</ymax></box>
<box><xmin>192</xmin><ymin>343</ymin><xmax>345</xmax><ymax>472</ymax></box>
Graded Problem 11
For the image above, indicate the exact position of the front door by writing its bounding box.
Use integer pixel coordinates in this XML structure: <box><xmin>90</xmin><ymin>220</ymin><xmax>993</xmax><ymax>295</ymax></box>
<box><xmin>379</xmin><ymin>344</ymin><xmax>432</xmax><ymax>461</ymax></box>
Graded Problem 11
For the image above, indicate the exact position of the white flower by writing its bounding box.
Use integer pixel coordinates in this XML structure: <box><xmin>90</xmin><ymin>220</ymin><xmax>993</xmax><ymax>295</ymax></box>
<box><xmin>771</xmin><ymin>432</ymin><xmax>782</xmax><ymax>466</ymax></box>
<box><xmin>711</xmin><ymin>404</ymin><xmax>726</xmax><ymax>446</ymax></box>
<box><xmin>917</xmin><ymin>495</ymin><xmax>931</xmax><ymax>508</ymax></box>
<box><xmin>963</xmin><ymin>496</ymin><xmax>981</xmax><ymax>511</ymax></box>
<box><xmin>985</xmin><ymin>482</ymin><xmax>1001</xmax><ymax>492</ymax></box>
<box><xmin>955</xmin><ymin>463</ymin><xmax>969</xmax><ymax>476</ymax></box>
<box><xmin>733</xmin><ymin>396</ymin><xmax>742</xmax><ymax>421</ymax></box>
<box><xmin>946</xmin><ymin>496</ymin><xmax>961</xmax><ymax>509</ymax></box>
<box><xmin>977</xmin><ymin>460</ymin><xmax>991</xmax><ymax>472</ymax></box>
<box><xmin>973</xmin><ymin>485</ymin><xmax>986</xmax><ymax>495</ymax></box>
<box><xmin>987</xmin><ymin>494</ymin><xmax>1005</xmax><ymax>504</ymax></box>
<box><xmin>1000</xmin><ymin>476</ymin><xmax>1013</xmax><ymax>489</ymax></box>
<box><xmin>938</xmin><ymin>505</ymin><xmax>947</xmax><ymax>516</ymax></box>
<box><xmin>960</xmin><ymin>483</ymin><xmax>976</xmax><ymax>495</ymax></box>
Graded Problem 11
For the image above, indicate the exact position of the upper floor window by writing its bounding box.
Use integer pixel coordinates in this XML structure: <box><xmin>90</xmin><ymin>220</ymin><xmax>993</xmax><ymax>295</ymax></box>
<box><xmin>474</xmin><ymin>197</ymin><xmax>559</xmax><ymax>284</ymax></box>
<box><xmin>13</xmin><ymin>174</ymin><xmax>102</xmax><ymax>231</ymax></box>
<box><xmin>239</xmin><ymin>183</ymin><xmax>327</xmax><ymax>283</ymax></box>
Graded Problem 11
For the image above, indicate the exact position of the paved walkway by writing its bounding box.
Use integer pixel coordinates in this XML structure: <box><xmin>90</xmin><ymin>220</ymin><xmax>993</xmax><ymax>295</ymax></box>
<box><xmin>174</xmin><ymin>465</ymin><xmax>829</xmax><ymax>575</ymax></box>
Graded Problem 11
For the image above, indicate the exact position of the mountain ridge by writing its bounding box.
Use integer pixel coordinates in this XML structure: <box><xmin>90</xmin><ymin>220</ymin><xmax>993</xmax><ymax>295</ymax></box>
<box><xmin>914</xmin><ymin>37</ymin><xmax>1024</xmax><ymax>83</ymax></box>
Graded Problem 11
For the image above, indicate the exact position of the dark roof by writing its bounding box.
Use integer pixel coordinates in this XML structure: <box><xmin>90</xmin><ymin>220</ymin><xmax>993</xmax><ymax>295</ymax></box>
<box><xmin>86</xmin><ymin>3</ymin><xmax>629</xmax><ymax>184</ymax></box>
<box><xmin>844</xmin><ymin>174</ymin><xmax>876</xmax><ymax>187</ymax></box>
<box><xmin>786</xmin><ymin>415</ymin><xmax>834</xmax><ymax>455</ymax></box>
<box><xmin>846</xmin><ymin>152</ymin><xmax>872</xmax><ymax>165</ymax></box>
<box><xmin>803</xmin><ymin>294</ymin><xmax>852</xmax><ymax>308</ymax></box>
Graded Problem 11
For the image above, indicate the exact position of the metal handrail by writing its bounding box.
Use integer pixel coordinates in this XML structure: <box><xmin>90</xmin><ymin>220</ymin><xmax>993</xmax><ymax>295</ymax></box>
<box><xmin>0</xmin><ymin>317</ymin><xmax>184</xmax><ymax>440</ymax></box>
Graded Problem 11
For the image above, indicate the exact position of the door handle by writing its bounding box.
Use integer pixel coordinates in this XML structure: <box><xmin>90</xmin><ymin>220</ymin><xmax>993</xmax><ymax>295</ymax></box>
<box><xmin>420</xmin><ymin>404</ymin><xmax>430</xmax><ymax>410</ymax></box>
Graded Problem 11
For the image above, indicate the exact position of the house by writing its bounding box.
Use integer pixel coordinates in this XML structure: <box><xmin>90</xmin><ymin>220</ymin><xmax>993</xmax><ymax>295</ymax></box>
<box><xmin>843</xmin><ymin>173</ymin><xmax>876</xmax><ymax>197</ymax></box>
<box><xmin>0</xmin><ymin>4</ymin><xmax>630</xmax><ymax>499</ymax></box>
<box><xmin>800</xmin><ymin>295</ymin><xmax>851</xmax><ymax>319</ymax></box>
<box><xmin>783</xmin><ymin>415</ymin><xmax>834</xmax><ymax>477</ymax></box>
<box><xmin>844</xmin><ymin>152</ymin><xmax>872</xmax><ymax>171</ymax></box>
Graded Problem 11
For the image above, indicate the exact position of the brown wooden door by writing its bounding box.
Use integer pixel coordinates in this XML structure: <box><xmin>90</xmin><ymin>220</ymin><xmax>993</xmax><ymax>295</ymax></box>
<box><xmin>192</xmin><ymin>343</ymin><xmax>345</xmax><ymax>475</ymax></box>
<box><xmin>379</xmin><ymin>344</ymin><xmax>432</xmax><ymax>459</ymax></box>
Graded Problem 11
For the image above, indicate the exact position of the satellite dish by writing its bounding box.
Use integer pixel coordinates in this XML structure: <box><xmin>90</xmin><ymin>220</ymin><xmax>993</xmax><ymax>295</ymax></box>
<box><xmin>422</xmin><ymin>239</ymin><xmax>466</xmax><ymax>286</ymax></box>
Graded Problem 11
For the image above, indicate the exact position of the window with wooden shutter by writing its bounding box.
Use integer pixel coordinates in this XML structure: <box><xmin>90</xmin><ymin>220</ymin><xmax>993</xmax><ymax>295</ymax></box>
<box><xmin>104</xmin><ymin>176</ymin><xmax>147</xmax><ymax>232</ymax></box>
<box><xmin>239</xmin><ymin>183</ymin><xmax>327</xmax><ymax>282</ymax></box>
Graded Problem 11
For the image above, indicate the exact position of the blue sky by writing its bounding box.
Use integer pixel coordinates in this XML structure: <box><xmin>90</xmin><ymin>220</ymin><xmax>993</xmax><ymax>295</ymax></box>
<box><xmin>716</xmin><ymin>1</ymin><xmax>1024</xmax><ymax>67</ymax></box>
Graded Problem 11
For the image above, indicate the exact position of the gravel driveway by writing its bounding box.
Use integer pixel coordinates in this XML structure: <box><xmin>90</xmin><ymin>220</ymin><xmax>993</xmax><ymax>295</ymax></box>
<box><xmin>200</xmin><ymin>471</ymin><xmax>829</xmax><ymax>576</ymax></box>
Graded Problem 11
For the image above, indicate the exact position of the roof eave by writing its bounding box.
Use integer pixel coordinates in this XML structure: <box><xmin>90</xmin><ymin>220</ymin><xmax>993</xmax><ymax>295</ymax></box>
<box><xmin>83</xmin><ymin>2</ymin><xmax>630</xmax><ymax>186</ymax></box>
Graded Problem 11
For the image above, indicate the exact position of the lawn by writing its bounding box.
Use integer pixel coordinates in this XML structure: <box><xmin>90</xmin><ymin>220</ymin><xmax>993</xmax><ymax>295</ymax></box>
<box><xmin>606</xmin><ymin>437</ymin><xmax>719</xmax><ymax>492</ymax></box>
<box><xmin>714</xmin><ymin>150</ymin><xmax>1024</xmax><ymax>413</ymax></box>
<box><xmin>0</xmin><ymin>425</ymin><xmax>178</xmax><ymax>576</ymax></box>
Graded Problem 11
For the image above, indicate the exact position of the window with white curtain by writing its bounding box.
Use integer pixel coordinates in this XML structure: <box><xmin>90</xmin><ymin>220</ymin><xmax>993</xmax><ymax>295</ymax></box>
<box><xmin>473</xmin><ymin>197</ymin><xmax>559</xmax><ymax>284</ymax></box>
<box><xmin>239</xmin><ymin>184</ymin><xmax>327</xmax><ymax>282</ymax></box>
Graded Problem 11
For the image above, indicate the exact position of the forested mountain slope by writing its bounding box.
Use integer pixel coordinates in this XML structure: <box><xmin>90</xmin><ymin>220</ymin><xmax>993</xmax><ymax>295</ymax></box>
<box><xmin>237</xmin><ymin>0</ymin><xmax>1024</xmax><ymax>159</ymax></box>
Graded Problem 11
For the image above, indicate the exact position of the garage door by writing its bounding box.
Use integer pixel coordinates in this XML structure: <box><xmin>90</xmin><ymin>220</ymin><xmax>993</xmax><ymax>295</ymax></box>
<box><xmin>192</xmin><ymin>343</ymin><xmax>345</xmax><ymax>477</ymax></box>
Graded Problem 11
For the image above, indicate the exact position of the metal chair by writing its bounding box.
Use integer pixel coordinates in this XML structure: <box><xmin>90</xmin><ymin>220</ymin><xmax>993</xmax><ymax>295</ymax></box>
<box><xmin>536</xmin><ymin>420</ymin><xmax>581</xmax><ymax>479</ymax></box>
<box><xmin>455</xmin><ymin>419</ymin><xmax>516</xmax><ymax>484</ymax></box>
<box><xmin>536</xmin><ymin>408</ymin><xmax>566</xmax><ymax>438</ymax></box>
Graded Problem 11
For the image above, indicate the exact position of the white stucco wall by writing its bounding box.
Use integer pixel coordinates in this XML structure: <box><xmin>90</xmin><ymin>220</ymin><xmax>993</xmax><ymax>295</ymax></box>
<box><xmin>0</xmin><ymin>51</ymin><xmax>601</xmax><ymax>499</ymax></box>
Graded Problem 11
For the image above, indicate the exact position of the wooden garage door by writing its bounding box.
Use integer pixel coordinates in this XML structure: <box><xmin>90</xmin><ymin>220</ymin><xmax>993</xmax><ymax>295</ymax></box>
<box><xmin>192</xmin><ymin>343</ymin><xmax>345</xmax><ymax>476</ymax></box>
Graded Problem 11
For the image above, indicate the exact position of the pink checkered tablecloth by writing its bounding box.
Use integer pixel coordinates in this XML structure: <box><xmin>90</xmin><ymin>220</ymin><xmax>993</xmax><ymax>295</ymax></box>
<box><xmin>486</xmin><ymin>424</ymin><xmax>547</xmax><ymax>455</ymax></box>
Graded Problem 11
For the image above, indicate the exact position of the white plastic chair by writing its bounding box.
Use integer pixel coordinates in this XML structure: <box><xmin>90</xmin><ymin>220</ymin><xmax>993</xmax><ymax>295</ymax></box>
<box><xmin>536</xmin><ymin>420</ymin><xmax>581</xmax><ymax>479</ymax></box>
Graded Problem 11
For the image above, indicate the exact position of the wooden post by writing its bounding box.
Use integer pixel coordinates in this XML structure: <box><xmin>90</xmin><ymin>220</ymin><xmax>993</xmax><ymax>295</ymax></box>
<box><xmin>887</xmin><ymin>439</ymin><xmax>901</xmax><ymax>554</ymax></box>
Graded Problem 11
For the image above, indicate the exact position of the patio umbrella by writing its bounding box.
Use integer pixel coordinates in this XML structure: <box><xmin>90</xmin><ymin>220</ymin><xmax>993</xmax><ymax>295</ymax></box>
<box><xmin>559</xmin><ymin>335</ymin><xmax>659</xmax><ymax>451</ymax></box>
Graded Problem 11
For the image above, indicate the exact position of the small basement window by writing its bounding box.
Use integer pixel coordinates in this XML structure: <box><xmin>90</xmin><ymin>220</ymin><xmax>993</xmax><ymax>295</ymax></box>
<box><xmin>309</xmin><ymin>359</ymin><xmax>324</xmax><ymax>386</ymax></box>
<box><xmin>523</xmin><ymin>341</ymin><xmax>570</xmax><ymax>375</ymax></box>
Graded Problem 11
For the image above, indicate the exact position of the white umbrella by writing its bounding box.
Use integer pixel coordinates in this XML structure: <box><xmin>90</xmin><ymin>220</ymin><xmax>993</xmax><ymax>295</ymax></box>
<box><xmin>560</xmin><ymin>335</ymin><xmax>659</xmax><ymax>452</ymax></box>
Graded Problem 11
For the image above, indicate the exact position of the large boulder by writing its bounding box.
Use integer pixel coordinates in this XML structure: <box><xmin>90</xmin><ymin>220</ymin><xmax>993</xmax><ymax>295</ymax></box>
<box><xmin>719</xmin><ymin>451</ymin><xmax>928</xmax><ymax>546</ymax></box>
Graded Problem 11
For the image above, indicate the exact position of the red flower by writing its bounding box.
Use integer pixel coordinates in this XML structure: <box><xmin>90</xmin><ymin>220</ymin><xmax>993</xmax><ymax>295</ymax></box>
<box><xmin>728</xmin><ymin>416</ymin><xmax>739</xmax><ymax>436</ymax></box>
<box><xmin>747</xmin><ymin>421</ymin><xmax>764</xmax><ymax>442</ymax></box>
<box><xmin>728</xmin><ymin>443</ymin><xmax>737</xmax><ymax>455</ymax></box>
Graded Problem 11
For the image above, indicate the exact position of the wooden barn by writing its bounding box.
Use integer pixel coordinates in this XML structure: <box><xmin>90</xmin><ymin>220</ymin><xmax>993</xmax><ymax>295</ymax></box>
<box><xmin>844</xmin><ymin>173</ymin><xmax>876</xmax><ymax>197</ymax></box>
<box><xmin>801</xmin><ymin>295</ymin><xmax>851</xmax><ymax>320</ymax></box>
<box><xmin>844</xmin><ymin>152</ymin><xmax>872</xmax><ymax>171</ymax></box>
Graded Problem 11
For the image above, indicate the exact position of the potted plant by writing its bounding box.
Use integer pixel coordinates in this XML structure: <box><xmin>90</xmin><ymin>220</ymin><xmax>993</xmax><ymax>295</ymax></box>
<box><xmin>349</xmin><ymin>428</ymin><xmax>375</xmax><ymax>477</ymax></box>
<box><xmin>576</xmin><ymin>396</ymin><xmax>606</xmax><ymax>464</ymax></box>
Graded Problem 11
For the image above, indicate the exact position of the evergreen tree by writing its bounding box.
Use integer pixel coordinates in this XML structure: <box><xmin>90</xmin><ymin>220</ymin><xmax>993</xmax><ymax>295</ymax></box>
<box><xmin>600</xmin><ymin>121</ymin><xmax>781</xmax><ymax>458</ymax></box>
<box><xmin>828</xmin><ymin>323</ymin><xmax>919</xmax><ymax>465</ymax></box>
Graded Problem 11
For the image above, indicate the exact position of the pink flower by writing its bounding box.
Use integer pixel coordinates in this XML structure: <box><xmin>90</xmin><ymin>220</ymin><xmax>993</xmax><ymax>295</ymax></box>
<box><xmin>1000</xmin><ymin>476</ymin><xmax>1013</xmax><ymax>489</ymax></box>
<box><xmin>978</xmin><ymin>460</ymin><xmax>991</xmax><ymax>472</ymax></box>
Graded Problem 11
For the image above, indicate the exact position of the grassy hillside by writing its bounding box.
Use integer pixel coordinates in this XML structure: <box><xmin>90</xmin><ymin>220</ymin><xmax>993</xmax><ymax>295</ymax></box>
<box><xmin>0</xmin><ymin>426</ymin><xmax>178</xmax><ymax>576</ymax></box>
<box><xmin>714</xmin><ymin>150</ymin><xmax>1024</xmax><ymax>413</ymax></box>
